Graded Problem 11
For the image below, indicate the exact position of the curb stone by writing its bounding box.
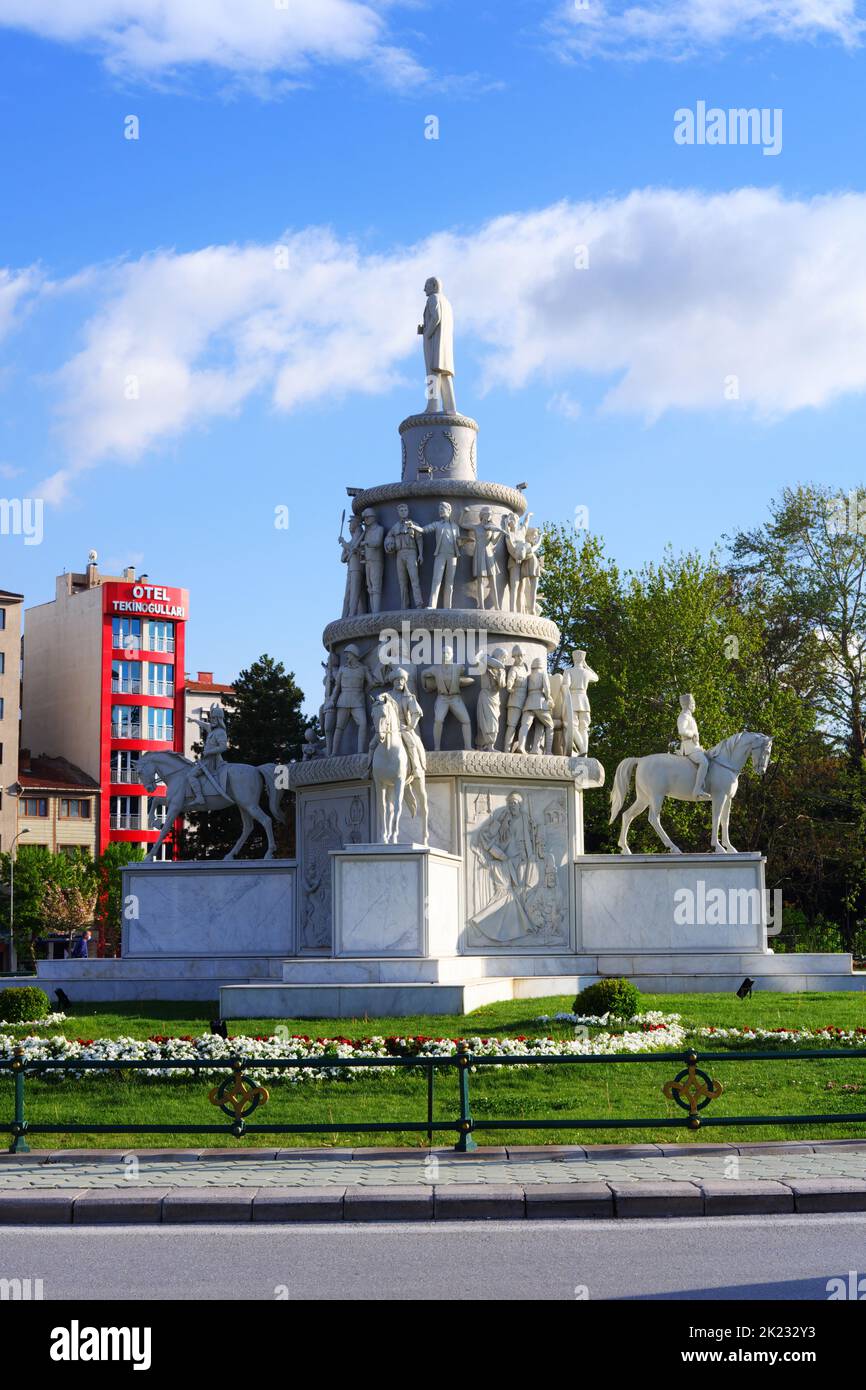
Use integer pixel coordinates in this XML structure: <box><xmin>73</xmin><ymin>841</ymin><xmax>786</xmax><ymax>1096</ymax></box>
<box><xmin>699</xmin><ymin>1180</ymin><xmax>794</xmax><ymax>1216</ymax></box>
<box><xmin>524</xmin><ymin>1183</ymin><xmax>614</xmax><ymax>1219</ymax></box>
<box><xmin>73</xmin><ymin>1189</ymin><xmax>172</xmax><ymax>1224</ymax></box>
<box><xmin>0</xmin><ymin>1179</ymin><xmax>865</xmax><ymax>1222</ymax></box>
<box><xmin>785</xmin><ymin>1178</ymin><xmax>866</xmax><ymax>1213</ymax></box>
<box><xmin>252</xmin><ymin>1187</ymin><xmax>346</xmax><ymax>1222</ymax></box>
<box><xmin>344</xmin><ymin>1185</ymin><xmax>434</xmax><ymax>1221</ymax></box>
<box><xmin>610</xmin><ymin>1181</ymin><xmax>704</xmax><ymax>1219</ymax></box>
<box><xmin>0</xmin><ymin>1190</ymin><xmax>88</xmax><ymax>1223</ymax></box>
<box><xmin>161</xmin><ymin>1188</ymin><xmax>254</xmax><ymax>1223</ymax></box>
<box><xmin>434</xmin><ymin>1184</ymin><xmax>525</xmax><ymax>1221</ymax></box>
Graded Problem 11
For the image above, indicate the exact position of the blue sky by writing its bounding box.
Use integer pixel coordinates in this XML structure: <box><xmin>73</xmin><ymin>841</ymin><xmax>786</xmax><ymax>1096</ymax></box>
<box><xmin>1</xmin><ymin>1</ymin><xmax>865</xmax><ymax>713</ymax></box>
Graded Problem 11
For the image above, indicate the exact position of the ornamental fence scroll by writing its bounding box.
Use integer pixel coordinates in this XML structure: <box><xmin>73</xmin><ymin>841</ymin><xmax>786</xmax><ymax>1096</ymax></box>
<box><xmin>1</xmin><ymin>1044</ymin><xmax>865</xmax><ymax>1154</ymax></box>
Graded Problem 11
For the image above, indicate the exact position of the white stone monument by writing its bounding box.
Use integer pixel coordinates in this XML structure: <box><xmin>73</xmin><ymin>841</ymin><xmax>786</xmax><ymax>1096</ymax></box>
<box><xmin>28</xmin><ymin>280</ymin><xmax>866</xmax><ymax>1010</ymax></box>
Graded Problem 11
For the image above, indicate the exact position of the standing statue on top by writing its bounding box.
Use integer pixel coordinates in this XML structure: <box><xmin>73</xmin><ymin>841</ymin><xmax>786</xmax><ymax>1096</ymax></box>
<box><xmin>418</xmin><ymin>276</ymin><xmax>456</xmax><ymax>413</ymax></box>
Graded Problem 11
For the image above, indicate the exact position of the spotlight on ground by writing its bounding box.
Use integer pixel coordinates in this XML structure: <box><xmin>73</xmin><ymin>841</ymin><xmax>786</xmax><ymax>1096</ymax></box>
<box><xmin>736</xmin><ymin>978</ymin><xmax>755</xmax><ymax>1000</ymax></box>
<box><xmin>210</xmin><ymin>1018</ymin><xmax>228</xmax><ymax>1039</ymax></box>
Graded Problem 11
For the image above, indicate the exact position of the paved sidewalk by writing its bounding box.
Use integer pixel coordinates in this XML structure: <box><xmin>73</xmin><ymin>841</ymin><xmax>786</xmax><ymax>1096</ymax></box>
<box><xmin>1</xmin><ymin>1140</ymin><xmax>866</xmax><ymax>1221</ymax></box>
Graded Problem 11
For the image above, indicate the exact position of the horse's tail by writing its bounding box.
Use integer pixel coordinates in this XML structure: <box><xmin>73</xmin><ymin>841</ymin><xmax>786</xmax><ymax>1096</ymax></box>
<box><xmin>258</xmin><ymin>763</ymin><xmax>287</xmax><ymax>824</ymax></box>
<box><xmin>609</xmin><ymin>757</ymin><xmax>639</xmax><ymax>823</ymax></box>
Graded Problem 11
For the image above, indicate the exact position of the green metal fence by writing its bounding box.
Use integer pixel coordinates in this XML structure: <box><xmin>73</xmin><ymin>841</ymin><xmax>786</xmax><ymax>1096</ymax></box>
<box><xmin>2</xmin><ymin>1043</ymin><xmax>866</xmax><ymax>1153</ymax></box>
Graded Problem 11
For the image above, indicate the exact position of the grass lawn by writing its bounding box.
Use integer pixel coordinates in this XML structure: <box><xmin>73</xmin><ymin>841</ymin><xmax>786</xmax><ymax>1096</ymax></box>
<box><xmin>3</xmin><ymin>992</ymin><xmax>865</xmax><ymax>1151</ymax></box>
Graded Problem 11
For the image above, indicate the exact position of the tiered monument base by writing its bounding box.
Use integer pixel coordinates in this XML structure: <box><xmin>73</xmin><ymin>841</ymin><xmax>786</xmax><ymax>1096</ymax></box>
<box><xmin>29</xmin><ymin>849</ymin><xmax>866</xmax><ymax>1009</ymax></box>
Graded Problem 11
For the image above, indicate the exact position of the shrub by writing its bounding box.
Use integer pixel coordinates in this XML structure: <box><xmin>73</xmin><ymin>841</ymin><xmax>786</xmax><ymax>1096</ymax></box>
<box><xmin>573</xmin><ymin>977</ymin><xmax>641</xmax><ymax>1020</ymax></box>
<box><xmin>0</xmin><ymin>986</ymin><xmax>51</xmax><ymax>1024</ymax></box>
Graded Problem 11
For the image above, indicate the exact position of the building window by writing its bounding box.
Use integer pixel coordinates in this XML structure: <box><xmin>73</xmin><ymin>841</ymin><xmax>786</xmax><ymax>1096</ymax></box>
<box><xmin>111</xmin><ymin>749</ymin><xmax>142</xmax><ymax>784</ymax></box>
<box><xmin>0</xmin><ymin>697</ymin><xmax>4</xmax><ymax>719</ymax></box>
<box><xmin>111</xmin><ymin>660</ymin><xmax>142</xmax><ymax>694</ymax></box>
<box><xmin>0</xmin><ymin>743</ymin><xmax>3</xmax><ymax>764</ymax></box>
<box><xmin>0</xmin><ymin>651</ymin><xmax>5</xmax><ymax>674</ymax></box>
<box><xmin>146</xmin><ymin>662</ymin><xmax>174</xmax><ymax>696</ymax></box>
<box><xmin>110</xmin><ymin>794</ymin><xmax>140</xmax><ymax>830</ymax></box>
<box><xmin>111</xmin><ymin>705</ymin><xmax>142</xmax><ymax>739</ymax></box>
<box><xmin>146</xmin><ymin>621</ymin><xmax>175</xmax><ymax>654</ymax></box>
<box><xmin>59</xmin><ymin>799</ymin><xmax>92</xmax><ymax>819</ymax></box>
<box><xmin>0</xmin><ymin>608</ymin><xmax>5</xmax><ymax>630</ymax></box>
<box><xmin>146</xmin><ymin>708</ymin><xmax>174</xmax><ymax>742</ymax></box>
<box><xmin>58</xmin><ymin>845</ymin><xmax>91</xmax><ymax>858</ymax></box>
<box><xmin>22</xmin><ymin>798</ymin><xmax>49</xmax><ymax>817</ymax></box>
<box><xmin>112</xmin><ymin>617</ymin><xmax>141</xmax><ymax>652</ymax></box>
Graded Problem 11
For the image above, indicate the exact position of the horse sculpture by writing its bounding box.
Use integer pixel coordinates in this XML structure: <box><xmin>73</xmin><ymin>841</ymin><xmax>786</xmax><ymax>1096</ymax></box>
<box><xmin>370</xmin><ymin>692</ymin><xmax>429</xmax><ymax>845</ymax></box>
<box><xmin>138</xmin><ymin>750</ymin><xmax>285</xmax><ymax>861</ymax></box>
<box><xmin>609</xmin><ymin>731</ymin><xmax>772</xmax><ymax>854</ymax></box>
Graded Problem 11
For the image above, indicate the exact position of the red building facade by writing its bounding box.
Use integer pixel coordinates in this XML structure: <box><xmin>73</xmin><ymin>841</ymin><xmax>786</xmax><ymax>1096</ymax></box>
<box><xmin>101</xmin><ymin>580</ymin><xmax>188</xmax><ymax>856</ymax></box>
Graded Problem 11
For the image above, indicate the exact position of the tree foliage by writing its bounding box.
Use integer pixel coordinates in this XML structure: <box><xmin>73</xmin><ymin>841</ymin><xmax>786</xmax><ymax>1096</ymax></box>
<box><xmin>538</xmin><ymin>510</ymin><xmax>864</xmax><ymax>949</ymax></box>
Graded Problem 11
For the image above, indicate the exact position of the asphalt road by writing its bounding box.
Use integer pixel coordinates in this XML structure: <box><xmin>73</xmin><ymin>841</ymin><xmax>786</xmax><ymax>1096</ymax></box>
<box><xmin>2</xmin><ymin>1214</ymin><xmax>865</xmax><ymax>1300</ymax></box>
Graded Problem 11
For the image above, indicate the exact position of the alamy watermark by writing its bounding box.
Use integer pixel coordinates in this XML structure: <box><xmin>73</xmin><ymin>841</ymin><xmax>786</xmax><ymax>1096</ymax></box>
<box><xmin>674</xmin><ymin>882</ymin><xmax>783</xmax><ymax>936</ymax></box>
<box><xmin>674</xmin><ymin>102</ymin><xmax>782</xmax><ymax>157</ymax></box>
<box><xmin>378</xmin><ymin>622</ymin><xmax>490</xmax><ymax>674</ymax></box>
<box><xmin>0</xmin><ymin>497</ymin><xmax>43</xmax><ymax>545</ymax></box>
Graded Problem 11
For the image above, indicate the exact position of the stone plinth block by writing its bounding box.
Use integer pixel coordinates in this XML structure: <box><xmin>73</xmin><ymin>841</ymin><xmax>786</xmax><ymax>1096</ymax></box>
<box><xmin>398</xmin><ymin>412</ymin><xmax>478</xmax><ymax>483</ymax></box>
<box><xmin>576</xmin><ymin>853</ymin><xmax>769</xmax><ymax>953</ymax></box>
<box><xmin>331</xmin><ymin>844</ymin><xmax>462</xmax><ymax>957</ymax></box>
<box><xmin>121</xmin><ymin>860</ymin><xmax>297</xmax><ymax>958</ymax></box>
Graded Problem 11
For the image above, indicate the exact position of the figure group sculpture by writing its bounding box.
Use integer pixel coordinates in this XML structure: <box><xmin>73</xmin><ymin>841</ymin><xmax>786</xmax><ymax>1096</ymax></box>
<box><xmin>339</xmin><ymin>496</ymin><xmax>544</xmax><ymax>617</ymax></box>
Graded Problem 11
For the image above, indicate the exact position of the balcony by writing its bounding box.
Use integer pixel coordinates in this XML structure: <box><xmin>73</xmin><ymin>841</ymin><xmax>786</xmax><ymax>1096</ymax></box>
<box><xmin>111</xmin><ymin>724</ymin><xmax>142</xmax><ymax>741</ymax></box>
<box><xmin>110</xmin><ymin>814</ymin><xmax>141</xmax><ymax>830</ymax></box>
<box><xmin>145</xmin><ymin>727</ymin><xmax>174</xmax><ymax>743</ymax></box>
<box><xmin>145</xmin><ymin>637</ymin><xmax>175</xmax><ymax>653</ymax></box>
<box><xmin>147</xmin><ymin>683</ymin><xmax>175</xmax><ymax>698</ymax></box>
<box><xmin>111</xmin><ymin>767</ymin><xmax>141</xmax><ymax>784</ymax></box>
<box><xmin>111</xmin><ymin>679</ymin><xmax>142</xmax><ymax>694</ymax></box>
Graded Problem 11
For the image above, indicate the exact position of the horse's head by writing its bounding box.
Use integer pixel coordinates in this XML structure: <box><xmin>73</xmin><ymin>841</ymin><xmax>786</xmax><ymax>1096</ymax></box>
<box><xmin>137</xmin><ymin>751</ymin><xmax>162</xmax><ymax>793</ymax></box>
<box><xmin>749</xmin><ymin>732</ymin><xmax>773</xmax><ymax>774</ymax></box>
<box><xmin>372</xmin><ymin>693</ymin><xmax>396</xmax><ymax>741</ymax></box>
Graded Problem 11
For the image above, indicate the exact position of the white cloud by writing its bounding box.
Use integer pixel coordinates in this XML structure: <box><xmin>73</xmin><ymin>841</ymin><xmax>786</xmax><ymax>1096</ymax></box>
<box><xmin>548</xmin><ymin>0</ymin><xmax>864</xmax><ymax>61</ymax></box>
<box><xmin>547</xmin><ymin>391</ymin><xmax>583</xmax><ymax>420</ymax></box>
<box><xmin>0</xmin><ymin>0</ymin><xmax>427</xmax><ymax>90</ymax></box>
<box><xmin>0</xmin><ymin>267</ymin><xmax>43</xmax><ymax>342</ymax></box>
<box><xmin>18</xmin><ymin>187</ymin><xmax>866</xmax><ymax>497</ymax></box>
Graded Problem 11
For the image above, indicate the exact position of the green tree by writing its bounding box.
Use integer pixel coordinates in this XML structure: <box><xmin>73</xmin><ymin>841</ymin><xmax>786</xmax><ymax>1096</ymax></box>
<box><xmin>0</xmin><ymin>846</ymin><xmax>97</xmax><ymax>970</ymax></box>
<box><xmin>183</xmin><ymin>654</ymin><xmax>307</xmax><ymax>859</ymax></box>
<box><xmin>729</xmin><ymin>484</ymin><xmax>866</xmax><ymax>948</ymax></box>
<box><xmin>539</xmin><ymin>527</ymin><xmax>812</xmax><ymax>860</ymax></box>
<box><xmin>95</xmin><ymin>842</ymin><xmax>145</xmax><ymax>956</ymax></box>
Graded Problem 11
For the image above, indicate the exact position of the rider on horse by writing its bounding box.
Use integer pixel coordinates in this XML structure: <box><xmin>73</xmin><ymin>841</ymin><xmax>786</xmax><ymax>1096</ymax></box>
<box><xmin>677</xmin><ymin>693</ymin><xmax>711</xmax><ymax>801</ymax></box>
<box><xmin>186</xmin><ymin>703</ymin><xmax>228</xmax><ymax>809</ymax></box>
<box><xmin>371</xmin><ymin>668</ymin><xmax>426</xmax><ymax>782</ymax></box>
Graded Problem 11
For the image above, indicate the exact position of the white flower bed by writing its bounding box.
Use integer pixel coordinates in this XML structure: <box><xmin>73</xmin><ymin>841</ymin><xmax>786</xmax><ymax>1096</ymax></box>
<box><xmin>0</xmin><ymin>1015</ymin><xmax>861</xmax><ymax>1084</ymax></box>
<box><xmin>1</xmin><ymin>1012</ymin><xmax>67</xmax><ymax>1029</ymax></box>
<box><xmin>0</xmin><ymin>1014</ymin><xmax>687</xmax><ymax>1084</ymax></box>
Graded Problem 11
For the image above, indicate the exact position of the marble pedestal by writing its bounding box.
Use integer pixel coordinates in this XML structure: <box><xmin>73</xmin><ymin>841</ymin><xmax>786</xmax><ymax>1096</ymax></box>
<box><xmin>32</xmin><ymin>860</ymin><xmax>297</xmax><ymax>1002</ymax></box>
<box><xmin>332</xmin><ymin>844</ymin><xmax>461</xmax><ymax>958</ymax></box>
